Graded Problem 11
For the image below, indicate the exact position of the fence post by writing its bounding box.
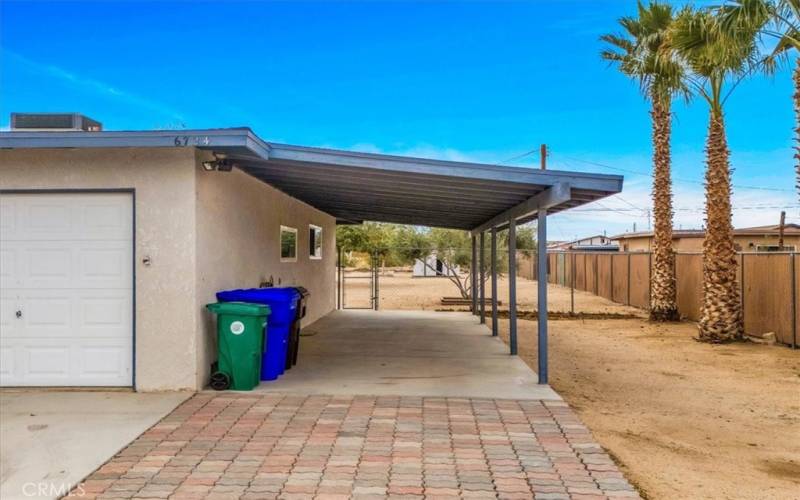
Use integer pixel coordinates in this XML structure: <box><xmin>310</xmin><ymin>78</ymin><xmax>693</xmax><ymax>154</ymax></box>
<box><xmin>648</xmin><ymin>252</ymin><xmax>652</xmax><ymax>307</ymax></box>
<box><xmin>595</xmin><ymin>254</ymin><xmax>599</xmax><ymax>295</ymax></box>
<box><xmin>627</xmin><ymin>252</ymin><xmax>631</xmax><ymax>306</ymax></box>
<box><xmin>741</xmin><ymin>253</ymin><xmax>745</xmax><ymax>333</ymax></box>
<box><xmin>609</xmin><ymin>254</ymin><xmax>614</xmax><ymax>302</ymax></box>
<box><xmin>792</xmin><ymin>253</ymin><xmax>797</xmax><ymax>349</ymax></box>
<box><xmin>571</xmin><ymin>252</ymin><xmax>575</xmax><ymax>314</ymax></box>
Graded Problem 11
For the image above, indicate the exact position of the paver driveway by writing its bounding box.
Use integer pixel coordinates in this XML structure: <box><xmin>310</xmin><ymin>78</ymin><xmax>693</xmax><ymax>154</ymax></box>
<box><xmin>69</xmin><ymin>393</ymin><xmax>639</xmax><ymax>500</ymax></box>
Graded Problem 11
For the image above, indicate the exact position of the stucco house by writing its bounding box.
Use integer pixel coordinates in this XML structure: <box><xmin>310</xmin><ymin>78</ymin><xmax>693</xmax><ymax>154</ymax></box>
<box><xmin>547</xmin><ymin>234</ymin><xmax>617</xmax><ymax>251</ymax></box>
<box><xmin>1</xmin><ymin>113</ymin><xmax>623</xmax><ymax>391</ymax></box>
<box><xmin>611</xmin><ymin>224</ymin><xmax>800</xmax><ymax>253</ymax></box>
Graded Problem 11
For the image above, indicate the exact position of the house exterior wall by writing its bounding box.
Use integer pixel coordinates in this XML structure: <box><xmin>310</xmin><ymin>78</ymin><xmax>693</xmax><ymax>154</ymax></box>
<box><xmin>0</xmin><ymin>148</ymin><xmax>337</xmax><ymax>392</ymax></box>
<box><xmin>0</xmin><ymin>148</ymin><xmax>199</xmax><ymax>391</ymax></box>
<box><xmin>193</xmin><ymin>151</ymin><xmax>337</xmax><ymax>389</ymax></box>
<box><xmin>616</xmin><ymin>234</ymin><xmax>800</xmax><ymax>252</ymax></box>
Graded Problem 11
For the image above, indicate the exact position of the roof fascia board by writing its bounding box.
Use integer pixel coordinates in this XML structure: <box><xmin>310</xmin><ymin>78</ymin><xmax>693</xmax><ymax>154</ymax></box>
<box><xmin>0</xmin><ymin>129</ymin><xmax>272</xmax><ymax>160</ymax></box>
<box><xmin>471</xmin><ymin>182</ymin><xmax>571</xmax><ymax>235</ymax></box>
<box><xmin>268</xmin><ymin>143</ymin><xmax>622</xmax><ymax>192</ymax></box>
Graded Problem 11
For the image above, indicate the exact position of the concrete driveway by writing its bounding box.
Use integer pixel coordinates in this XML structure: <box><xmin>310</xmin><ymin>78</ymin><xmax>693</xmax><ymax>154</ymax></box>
<box><xmin>254</xmin><ymin>310</ymin><xmax>560</xmax><ymax>400</ymax></box>
<box><xmin>0</xmin><ymin>390</ymin><xmax>189</xmax><ymax>500</ymax></box>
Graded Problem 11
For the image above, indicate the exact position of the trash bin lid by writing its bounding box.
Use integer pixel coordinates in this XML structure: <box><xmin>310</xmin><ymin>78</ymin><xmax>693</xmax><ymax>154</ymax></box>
<box><xmin>206</xmin><ymin>301</ymin><xmax>271</xmax><ymax>316</ymax></box>
<box><xmin>217</xmin><ymin>288</ymin><xmax>300</xmax><ymax>305</ymax></box>
<box><xmin>295</xmin><ymin>286</ymin><xmax>310</xmax><ymax>297</ymax></box>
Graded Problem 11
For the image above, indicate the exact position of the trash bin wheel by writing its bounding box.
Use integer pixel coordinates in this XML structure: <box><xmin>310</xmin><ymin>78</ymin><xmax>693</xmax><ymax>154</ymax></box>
<box><xmin>210</xmin><ymin>371</ymin><xmax>231</xmax><ymax>391</ymax></box>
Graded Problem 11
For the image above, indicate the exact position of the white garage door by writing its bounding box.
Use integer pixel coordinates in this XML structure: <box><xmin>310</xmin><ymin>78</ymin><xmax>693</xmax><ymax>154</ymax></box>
<box><xmin>0</xmin><ymin>192</ymin><xmax>133</xmax><ymax>386</ymax></box>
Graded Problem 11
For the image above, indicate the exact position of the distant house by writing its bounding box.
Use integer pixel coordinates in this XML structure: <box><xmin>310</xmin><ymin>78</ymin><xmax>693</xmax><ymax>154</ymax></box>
<box><xmin>548</xmin><ymin>234</ymin><xmax>618</xmax><ymax>252</ymax></box>
<box><xmin>413</xmin><ymin>253</ymin><xmax>461</xmax><ymax>277</ymax></box>
<box><xmin>611</xmin><ymin>224</ymin><xmax>800</xmax><ymax>252</ymax></box>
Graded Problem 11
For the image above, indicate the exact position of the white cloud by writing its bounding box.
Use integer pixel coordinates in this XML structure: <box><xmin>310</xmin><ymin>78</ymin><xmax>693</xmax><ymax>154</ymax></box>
<box><xmin>4</xmin><ymin>48</ymin><xmax>185</xmax><ymax>123</ymax></box>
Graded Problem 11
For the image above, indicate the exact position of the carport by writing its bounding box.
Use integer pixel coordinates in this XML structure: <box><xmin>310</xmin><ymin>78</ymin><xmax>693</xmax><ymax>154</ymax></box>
<box><xmin>217</xmin><ymin>134</ymin><xmax>623</xmax><ymax>384</ymax></box>
<box><xmin>1</xmin><ymin>127</ymin><xmax>623</xmax><ymax>386</ymax></box>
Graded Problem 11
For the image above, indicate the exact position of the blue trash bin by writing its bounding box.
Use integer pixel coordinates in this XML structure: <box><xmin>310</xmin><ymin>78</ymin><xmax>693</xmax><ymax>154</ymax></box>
<box><xmin>216</xmin><ymin>287</ymin><xmax>301</xmax><ymax>381</ymax></box>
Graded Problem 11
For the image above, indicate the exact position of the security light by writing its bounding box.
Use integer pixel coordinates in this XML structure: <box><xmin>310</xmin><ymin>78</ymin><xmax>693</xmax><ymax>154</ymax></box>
<box><xmin>201</xmin><ymin>160</ymin><xmax>216</xmax><ymax>171</ymax></box>
<box><xmin>216</xmin><ymin>159</ymin><xmax>234</xmax><ymax>172</ymax></box>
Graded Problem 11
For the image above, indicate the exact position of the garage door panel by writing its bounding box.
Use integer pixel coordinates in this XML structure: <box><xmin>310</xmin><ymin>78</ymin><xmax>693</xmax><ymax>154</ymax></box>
<box><xmin>0</xmin><ymin>346</ymin><xmax>14</xmax><ymax>379</ymax></box>
<box><xmin>0</xmin><ymin>247</ymin><xmax>16</xmax><ymax>286</ymax></box>
<box><xmin>20</xmin><ymin>294</ymin><xmax>73</xmax><ymax>332</ymax></box>
<box><xmin>26</xmin><ymin>344</ymin><xmax>71</xmax><ymax>379</ymax></box>
<box><xmin>0</xmin><ymin>198</ymin><xmax>16</xmax><ymax>236</ymax></box>
<box><xmin>80</xmin><ymin>245</ymin><xmax>131</xmax><ymax>286</ymax></box>
<box><xmin>79</xmin><ymin>293</ymin><xmax>132</xmax><ymax>336</ymax></box>
<box><xmin>0</xmin><ymin>193</ymin><xmax>133</xmax><ymax>387</ymax></box>
<box><xmin>4</xmin><ymin>240</ymin><xmax>131</xmax><ymax>290</ymax></box>
<box><xmin>81</xmin><ymin>200</ymin><xmax>131</xmax><ymax>239</ymax></box>
<box><xmin>0</xmin><ymin>294</ymin><xmax>17</xmax><ymax>333</ymax></box>
<box><xmin>78</xmin><ymin>341</ymin><xmax>132</xmax><ymax>384</ymax></box>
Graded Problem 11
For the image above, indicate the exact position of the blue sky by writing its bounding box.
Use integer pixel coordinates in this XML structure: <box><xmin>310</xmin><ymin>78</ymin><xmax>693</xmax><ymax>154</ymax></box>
<box><xmin>1</xmin><ymin>0</ymin><xmax>795</xmax><ymax>240</ymax></box>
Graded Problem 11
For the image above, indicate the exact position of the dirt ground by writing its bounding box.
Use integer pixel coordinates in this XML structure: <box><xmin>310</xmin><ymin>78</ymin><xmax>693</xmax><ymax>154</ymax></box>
<box><xmin>343</xmin><ymin>270</ymin><xmax>800</xmax><ymax>499</ymax></box>
<box><xmin>343</xmin><ymin>269</ymin><xmax>645</xmax><ymax>316</ymax></box>
<box><xmin>497</xmin><ymin>318</ymin><xmax>800</xmax><ymax>500</ymax></box>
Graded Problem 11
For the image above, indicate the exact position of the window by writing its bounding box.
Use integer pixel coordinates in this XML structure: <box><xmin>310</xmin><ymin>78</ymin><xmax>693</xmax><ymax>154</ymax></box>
<box><xmin>756</xmin><ymin>245</ymin><xmax>796</xmax><ymax>252</ymax></box>
<box><xmin>309</xmin><ymin>224</ymin><xmax>323</xmax><ymax>259</ymax></box>
<box><xmin>280</xmin><ymin>226</ymin><xmax>297</xmax><ymax>262</ymax></box>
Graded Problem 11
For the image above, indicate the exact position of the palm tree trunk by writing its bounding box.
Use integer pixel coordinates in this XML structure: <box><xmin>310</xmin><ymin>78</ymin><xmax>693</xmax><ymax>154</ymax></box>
<box><xmin>699</xmin><ymin>113</ymin><xmax>742</xmax><ymax>342</ymax></box>
<box><xmin>794</xmin><ymin>58</ymin><xmax>800</xmax><ymax>202</ymax></box>
<box><xmin>649</xmin><ymin>100</ymin><xmax>679</xmax><ymax>321</ymax></box>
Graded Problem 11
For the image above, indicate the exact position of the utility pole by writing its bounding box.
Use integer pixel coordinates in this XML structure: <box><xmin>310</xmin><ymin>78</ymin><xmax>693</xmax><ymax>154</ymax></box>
<box><xmin>540</xmin><ymin>144</ymin><xmax>547</xmax><ymax>170</ymax></box>
<box><xmin>779</xmin><ymin>210</ymin><xmax>786</xmax><ymax>250</ymax></box>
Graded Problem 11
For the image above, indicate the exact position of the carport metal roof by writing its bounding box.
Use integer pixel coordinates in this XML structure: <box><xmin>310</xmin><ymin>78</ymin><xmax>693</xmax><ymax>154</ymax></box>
<box><xmin>0</xmin><ymin>127</ymin><xmax>623</xmax><ymax>231</ymax></box>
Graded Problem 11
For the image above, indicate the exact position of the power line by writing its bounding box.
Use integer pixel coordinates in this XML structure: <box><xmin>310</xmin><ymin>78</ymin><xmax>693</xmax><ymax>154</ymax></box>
<box><xmin>499</xmin><ymin>148</ymin><xmax>539</xmax><ymax>165</ymax></box>
<box><xmin>570</xmin><ymin>204</ymin><xmax>799</xmax><ymax>213</ymax></box>
<box><xmin>556</xmin><ymin>154</ymin><xmax>794</xmax><ymax>193</ymax></box>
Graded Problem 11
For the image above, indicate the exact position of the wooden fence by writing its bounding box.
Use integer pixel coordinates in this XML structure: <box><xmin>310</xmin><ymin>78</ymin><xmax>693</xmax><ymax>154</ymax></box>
<box><xmin>517</xmin><ymin>250</ymin><xmax>798</xmax><ymax>347</ymax></box>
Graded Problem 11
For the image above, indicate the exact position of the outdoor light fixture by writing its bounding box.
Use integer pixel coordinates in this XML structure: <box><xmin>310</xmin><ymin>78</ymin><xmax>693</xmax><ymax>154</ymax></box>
<box><xmin>201</xmin><ymin>154</ymin><xmax>236</xmax><ymax>172</ymax></box>
<box><xmin>216</xmin><ymin>158</ymin><xmax>235</xmax><ymax>172</ymax></box>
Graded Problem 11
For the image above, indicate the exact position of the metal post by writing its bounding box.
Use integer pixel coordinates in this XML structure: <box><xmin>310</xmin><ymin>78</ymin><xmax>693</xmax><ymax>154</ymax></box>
<box><xmin>479</xmin><ymin>231</ymin><xmax>486</xmax><ymax>324</ymax></box>
<box><xmin>471</xmin><ymin>235</ymin><xmax>478</xmax><ymax>315</ymax></box>
<box><xmin>374</xmin><ymin>250</ymin><xmax>380</xmax><ymax>311</ymax></box>
<box><xmin>537</xmin><ymin>209</ymin><xmax>548</xmax><ymax>384</ymax></box>
<box><xmin>338</xmin><ymin>247</ymin><xmax>343</xmax><ymax>310</ymax></box>
<box><xmin>491</xmin><ymin>227</ymin><xmax>498</xmax><ymax>336</ymax></box>
<box><xmin>508</xmin><ymin>219</ymin><xmax>518</xmax><ymax>355</ymax></box>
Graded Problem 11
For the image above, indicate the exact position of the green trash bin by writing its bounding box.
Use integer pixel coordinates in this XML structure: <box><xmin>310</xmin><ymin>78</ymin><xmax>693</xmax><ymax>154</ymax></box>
<box><xmin>206</xmin><ymin>301</ymin><xmax>270</xmax><ymax>391</ymax></box>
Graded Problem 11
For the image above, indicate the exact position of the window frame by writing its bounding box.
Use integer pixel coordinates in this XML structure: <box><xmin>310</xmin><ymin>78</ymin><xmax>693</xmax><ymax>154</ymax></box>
<box><xmin>309</xmin><ymin>224</ymin><xmax>323</xmax><ymax>260</ymax></box>
<box><xmin>280</xmin><ymin>225</ymin><xmax>298</xmax><ymax>262</ymax></box>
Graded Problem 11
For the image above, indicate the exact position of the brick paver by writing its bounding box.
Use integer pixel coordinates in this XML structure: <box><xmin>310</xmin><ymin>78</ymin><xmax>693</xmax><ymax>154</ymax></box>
<box><xmin>67</xmin><ymin>394</ymin><xmax>639</xmax><ymax>499</ymax></box>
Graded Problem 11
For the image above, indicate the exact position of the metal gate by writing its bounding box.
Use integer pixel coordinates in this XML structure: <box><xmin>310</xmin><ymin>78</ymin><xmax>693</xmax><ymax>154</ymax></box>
<box><xmin>337</xmin><ymin>248</ymin><xmax>379</xmax><ymax>310</ymax></box>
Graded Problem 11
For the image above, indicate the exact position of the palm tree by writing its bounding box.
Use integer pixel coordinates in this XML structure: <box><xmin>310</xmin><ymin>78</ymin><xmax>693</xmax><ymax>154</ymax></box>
<box><xmin>671</xmin><ymin>7</ymin><xmax>767</xmax><ymax>342</ymax></box>
<box><xmin>717</xmin><ymin>0</ymin><xmax>800</xmax><ymax>200</ymax></box>
<box><xmin>601</xmin><ymin>1</ymin><xmax>685</xmax><ymax>321</ymax></box>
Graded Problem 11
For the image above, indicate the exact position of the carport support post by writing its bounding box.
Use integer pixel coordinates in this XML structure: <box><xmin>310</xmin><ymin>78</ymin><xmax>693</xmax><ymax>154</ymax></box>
<box><xmin>479</xmin><ymin>231</ymin><xmax>486</xmax><ymax>323</ymax></box>
<box><xmin>491</xmin><ymin>228</ymin><xmax>498</xmax><ymax>336</ymax></box>
<box><xmin>471</xmin><ymin>235</ymin><xmax>478</xmax><ymax>315</ymax></box>
<box><xmin>508</xmin><ymin>218</ymin><xmax>518</xmax><ymax>355</ymax></box>
<box><xmin>537</xmin><ymin>209</ymin><xmax>549</xmax><ymax>384</ymax></box>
